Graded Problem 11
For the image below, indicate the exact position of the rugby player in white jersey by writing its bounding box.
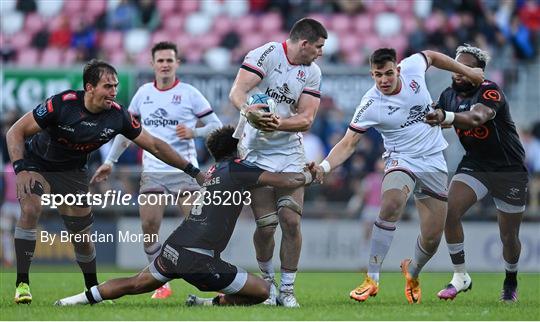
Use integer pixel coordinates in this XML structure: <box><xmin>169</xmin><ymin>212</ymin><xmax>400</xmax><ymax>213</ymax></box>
<box><xmin>314</xmin><ymin>48</ymin><xmax>484</xmax><ymax>304</ymax></box>
<box><xmin>91</xmin><ymin>41</ymin><xmax>222</xmax><ymax>299</ymax></box>
<box><xmin>229</xmin><ymin>18</ymin><xmax>327</xmax><ymax>307</ymax></box>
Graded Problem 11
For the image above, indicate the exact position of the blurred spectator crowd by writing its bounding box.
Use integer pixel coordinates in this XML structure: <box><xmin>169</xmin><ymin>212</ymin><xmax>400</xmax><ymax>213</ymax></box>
<box><xmin>1</xmin><ymin>0</ymin><xmax>539</xmax><ymax>69</ymax></box>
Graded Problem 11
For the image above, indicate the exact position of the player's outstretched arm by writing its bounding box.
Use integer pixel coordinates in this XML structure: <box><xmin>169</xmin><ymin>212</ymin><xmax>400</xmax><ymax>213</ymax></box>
<box><xmin>257</xmin><ymin>166</ymin><xmax>317</xmax><ymax>189</ymax></box>
<box><xmin>132</xmin><ymin>129</ymin><xmax>204</xmax><ymax>184</ymax></box>
<box><xmin>422</xmin><ymin>50</ymin><xmax>484</xmax><ymax>85</ymax></box>
<box><xmin>6</xmin><ymin>112</ymin><xmax>44</xmax><ymax>199</ymax></box>
<box><xmin>90</xmin><ymin>134</ymin><xmax>132</xmax><ymax>183</ymax></box>
<box><xmin>425</xmin><ymin>103</ymin><xmax>495</xmax><ymax>130</ymax></box>
<box><xmin>276</xmin><ymin>93</ymin><xmax>319</xmax><ymax>132</ymax></box>
<box><xmin>316</xmin><ymin>129</ymin><xmax>363</xmax><ymax>183</ymax></box>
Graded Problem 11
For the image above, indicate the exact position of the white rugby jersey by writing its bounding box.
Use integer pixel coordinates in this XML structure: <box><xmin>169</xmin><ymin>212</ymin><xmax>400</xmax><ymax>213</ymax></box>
<box><xmin>129</xmin><ymin>80</ymin><xmax>213</xmax><ymax>171</ymax></box>
<box><xmin>349</xmin><ymin>53</ymin><xmax>448</xmax><ymax>158</ymax></box>
<box><xmin>237</xmin><ymin>41</ymin><xmax>322</xmax><ymax>150</ymax></box>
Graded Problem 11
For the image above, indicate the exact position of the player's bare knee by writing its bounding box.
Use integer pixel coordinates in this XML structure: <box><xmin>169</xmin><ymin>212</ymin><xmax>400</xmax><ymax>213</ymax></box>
<box><xmin>20</xmin><ymin>201</ymin><xmax>41</xmax><ymax>219</ymax></box>
<box><xmin>253</xmin><ymin>279</ymin><xmax>270</xmax><ymax>303</ymax></box>
<box><xmin>278</xmin><ymin>214</ymin><xmax>301</xmax><ymax>236</ymax></box>
<box><xmin>141</xmin><ymin>218</ymin><xmax>160</xmax><ymax>235</ymax></box>
<box><xmin>380</xmin><ymin>200</ymin><xmax>403</xmax><ymax>221</ymax></box>
<box><xmin>500</xmin><ymin>232</ymin><xmax>520</xmax><ymax>246</ymax></box>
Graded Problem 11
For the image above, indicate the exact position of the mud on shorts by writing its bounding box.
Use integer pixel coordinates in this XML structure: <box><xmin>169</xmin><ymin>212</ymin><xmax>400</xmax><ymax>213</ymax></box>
<box><xmin>239</xmin><ymin>144</ymin><xmax>306</xmax><ymax>172</ymax></box>
<box><xmin>383</xmin><ymin>151</ymin><xmax>448</xmax><ymax>201</ymax></box>
<box><xmin>140</xmin><ymin>171</ymin><xmax>199</xmax><ymax>195</ymax></box>
<box><xmin>150</xmin><ymin>243</ymin><xmax>248</xmax><ymax>294</ymax></box>
<box><xmin>453</xmin><ymin>158</ymin><xmax>528</xmax><ymax>213</ymax></box>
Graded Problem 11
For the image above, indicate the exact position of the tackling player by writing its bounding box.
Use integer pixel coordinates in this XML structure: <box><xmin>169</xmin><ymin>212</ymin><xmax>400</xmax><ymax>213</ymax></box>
<box><xmin>54</xmin><ymin>126</ymin><xmax>318</xmax><ymax>307</ymax></box>
<box><xmin>314</xmin><ymin>48</ymin><xmax>484</xmax><ymax>303</ymax></box>
<box><xmin>425</xmin><ymin>45</ymin><xmax>528</xmax><ymax>303</ymax></box>
<box><xmin>7</xmin><ymin>60</ymin><xmax>204</xmax><ymax>304</ymax></box>
<box><xmin>91</xmin><ymin>41</ymin><xmax>222</xmax><ymax>299</ymax></box>
<box><xmin>228</xmin><ymin>17</ymin><xmax>327</xmax><ymax>307</ymax></box>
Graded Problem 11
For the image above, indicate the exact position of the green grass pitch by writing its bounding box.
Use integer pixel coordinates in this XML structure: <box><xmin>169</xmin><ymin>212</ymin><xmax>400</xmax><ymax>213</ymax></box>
<box><xmin>1</xmin><ymin>267</ymin><xmax>539</xmax><ymax>320</ymax></box>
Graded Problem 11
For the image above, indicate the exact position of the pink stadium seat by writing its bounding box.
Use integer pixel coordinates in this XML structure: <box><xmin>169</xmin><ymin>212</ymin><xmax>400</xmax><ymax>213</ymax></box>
<box><xmin>156</xmin><ymin>0</ymin><xmax>176</xmax><ymax>16</ymax></box>
<box><xmin>194</xmin><ymin>33</ymin><xmax>220</xmax><ymax>51</ymax></box>
<box><xmin>353</xmin><ymin>14</ymin><xmax>372</xmax><ymax>34</ymax></box>
<box><xmin>339</xmin><ymin>34</ymin><xmax>361</xmax><ymax>54</ymax></box>
<box><xmin>330</xmin><ymin>14</ymin><xmax>351</xmax><ymax>34</ymax></box>
<box><xmin>86</xmin><ymin>0</ymin><xmax>106</xmax><ymax>18</ymax></box>
<box><xmin>24</xmin><ymin>13</ymin><xmax>45</xmax><ymax>36</ymax></box>
<box><xmin>259</xmin><ymin>12</ymin><xmax>282</xmax><ymax>35</ymax></box>
<box><xmin>40</xmin><ymin>48</ymin><xmax>63</xmax><ymax>67</ymax></box>
<box><xmin>346</xmin><ymin>51</ymin><xmax>366</xmax><ymax>66</ymax></box>
<box><xmin>63</xmin><ymin>48</ymin><xmax>78</xmax><ymax>65</ymax></box>
<box><xmin>183</xmin><ymin>47</ymin><xmax>203</xmax><ymax>63</ymax></box>
<box><xmin>178</xmin><ymin>0</ymin><xmax>199</xmax><ymax>14</ymax></box>
<box><xmin>151</xmin><ymin>30</ymin><xmax>173</xmax><ymax>45</ymax></box>
<box><xmin>233</xmin><ymin>15</ymin><xmax>258</xmax><ymax>35</ymax></box>
<box><xmin>135</xmin><ymin>50</ymin><xmax>151</xmax><ymax>66</ymax></box>
<box><xmin>364</xmin><ymin>35</ymin><xmax>383</xmax><ymax>51</ymax></box>
<box><xmin>393</xmin><ymin>0</ymin><xmax>412</xmax><ymax>15</ymax></box>
<box><xmin>109</xmin><ymin>51</ymin><xmax>126</xmax><ymax>66</ymax></box>
<box><xmin>402</xmin><ymin>15</ymin><xmax>418</xmax><ymax>34</ymax></box>
<box><xmin>307</xmin><ymin>14</ymin><xmax>329</xmax><ymax>28</ymax></box>
<box><xmin>369</xmin><ymin>0</ymin><xmax>388</xmax><ymax>14</ymax></box>
<box><xmin>213</xmin><ymin>15</ymin><xmax>234</xmax><ymax>36</ymax></box>
<box><xmin>9</xmin><ymin>32</ymin><xmax>32</xmax><ymax>50</ymax></box>
<box><xmin>176</xmin><ymin>33</ymin><xmax>195</xmax><ymax>51</ymax></box>
<box><xmin>241</xmin><ymin>33</ymin><xmax>265</xmax><ymax>51</ymax></box>
<box><xmin>63</xmin><ymin>0</ymin><xmax>85</xmax><ymax>15</ymax></box>
<box><xmin>163</xmin><ymin>14</ymin><xmax>184</xmax><ymax>33</ymax></box>
<box><xmin>16</xmin><ymin>48</ymin><xmax>39</xmax><ymax>66</ymax></box>
<box><xmin>100</xmin><ymin>31</ymin><xmax>124</xmax><ymax>53</ymax></box>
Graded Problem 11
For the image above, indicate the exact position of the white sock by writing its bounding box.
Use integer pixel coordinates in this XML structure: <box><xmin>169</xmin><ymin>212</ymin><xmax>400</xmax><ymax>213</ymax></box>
<box><xmin>144</xmin><ymin>242</ymin><xmax>161</xmax><ymax>264</ymax></box>
<box><xmin>409</xmin><ymin>236</ymin><xmax>435</xmax><ymax>278</ymax></box>
<box><xmin>258</xmin><ymin>259</ymin><xmax>274</xmax><ymax>279</ymax></box>
<box><xmin>367</xmin><ymin>218</ymin><xmax>396</xmax><ymax>283</ymax></box>
<box><xmin>59</xmin><ymin>292</ymin><xmax>90</xmax><ymax>305</ymax></box>
<box><xmin>504</xmin><ymin>259</ymin><xmax>518</xmax><ymax>272</ymax></box>
<box><xmin>280</xmin><ymin>271</ymin><xmax>297</xmax><ymax>291</ymax></box>
<box><xmin>90</xmin><ymin>285</ymin><xmax>103</xmax><ymax>303</ymax></box>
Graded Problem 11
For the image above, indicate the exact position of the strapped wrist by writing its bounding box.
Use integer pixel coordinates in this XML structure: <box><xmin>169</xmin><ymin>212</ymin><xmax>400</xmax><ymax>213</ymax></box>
<box><xmin>183</xmin><ymin>163</ymin><xmax>201</xmax><ymax>178</ymax></box>
<box><xmin>302</xmin><ymin>169</ymin><xmax>313</xmax><ymax>185</ymax></box>
<box><xmin>319</xmin><ymin>160</ymin><xmax>331</xmax><ymax>173</ymax></box>
<box><xmin>13</xmin><ymin>159</ymin><xmax>39</xmax><ymax>174</ymax></box>
<box><xmin>442</xmin><ymin>110</ymin><xmax>455</xmax><ymax>125</ymax></box>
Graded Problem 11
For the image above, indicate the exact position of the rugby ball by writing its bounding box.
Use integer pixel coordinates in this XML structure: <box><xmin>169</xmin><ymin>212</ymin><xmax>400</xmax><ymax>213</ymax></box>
<box><xmin>247</xmin><ymin>93</ymin><xmax>276</xmax><ymax>114</ymax></box>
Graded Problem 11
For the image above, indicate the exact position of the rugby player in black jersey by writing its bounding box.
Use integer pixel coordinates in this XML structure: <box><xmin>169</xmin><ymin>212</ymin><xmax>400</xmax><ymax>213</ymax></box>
<box><xmin>425</xmin><ymin>45</ymin><xmax>528</xmax><ymax>303</ymax></box>
<box><xmin>54</xmin><ymin>126</ymin><xmax>317</xmax><ymax>307</ymax></box>
<box><xmin>7</xmin><ymin>60</ymin><xmax>204</xmax><ymax>304</ymax></box>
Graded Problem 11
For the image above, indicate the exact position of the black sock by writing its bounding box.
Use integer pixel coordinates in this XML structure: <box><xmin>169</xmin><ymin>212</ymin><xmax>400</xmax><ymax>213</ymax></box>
<box><xmin>212</xmin><ymin>295</ymin><xmax>222</xmax><ymax>306</ymax></box>
<box><xmin>15</xmin><ymin>238</ymin><xmax>36</xmax><ymax>286</ymax></box>
<box><xmin>504</xmin><ymin>270</ymin><xmax>517</xmax><ymax>288</ymax></box>
<box><xmin>450</xmin><ymin>250</ymin><xmax>465</xmax><ymax>265</ymax></box>
<box><xmin>77</xmin><ymin>258</ymin><xmax>98</xmax><ymax>289</ymax></box>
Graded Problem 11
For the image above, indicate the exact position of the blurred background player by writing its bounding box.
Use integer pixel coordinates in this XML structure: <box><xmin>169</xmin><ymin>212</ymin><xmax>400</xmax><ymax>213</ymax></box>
<box><xmin>91</xmin><ymin>41</ymin><xmax>222</xmax><ymax>299</ymax></box>
<box><xmin>6</xmin><ymin>59</ymin><xmax>204</xmax><ymax>304</ymax></box>
<box><xmin>425</xmin><ymin>44</ymin><xmax>528</xmax><ymax>303</ymax></box>
<box><xmin>1</xmin><ymin>111</ymin><xmax>20</xmax><ymax>268</ymax></box>
<box><xmin>54</xmin><ymin>126</ymin><xmax>318</xmax><ymax>307</ymax></box>
<box><xmin>314</xmin><ymin>48</ymin><xmax>484</xmax><ymax>304</ymax></box>
<box><xmin>229</xmin><ymin>17</ymin><xmax>326</xmax><ymax>307</ymax></box>
<box><xmin>346</xmin><ymin>158</ymin><xmax>384</xmax><ymax>268</ymax></box>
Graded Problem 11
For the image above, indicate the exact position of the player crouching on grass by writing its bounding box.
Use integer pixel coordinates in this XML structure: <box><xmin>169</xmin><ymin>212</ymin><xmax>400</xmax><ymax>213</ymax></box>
<box><xmin>55</xmin><ymin>126</ymin><xmax>318</xmax><ymax>307</ymax></box>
